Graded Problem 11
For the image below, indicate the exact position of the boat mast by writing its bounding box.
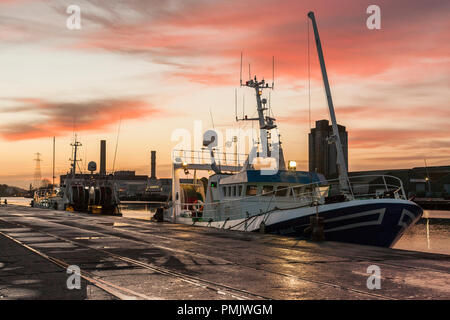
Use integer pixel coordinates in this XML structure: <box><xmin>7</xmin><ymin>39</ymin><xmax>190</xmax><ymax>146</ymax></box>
<box><xmin>238</xmin><ymin>54</ymin><xmax>281</xmax><ymax>165</ymax></box>
<box><xmin>70</xmin><ymin>135</ymin><xmax>82</xmax><ymax>177</ymax></box>
<box><xmin>307</xmin><ymin>11</ymin><xmax>352</xmax><ymax>195</ymax></box>
<box><xmin>52</xmin><ymin>136</ymin><xmax>55</xmax><ymax>194</ymax></box>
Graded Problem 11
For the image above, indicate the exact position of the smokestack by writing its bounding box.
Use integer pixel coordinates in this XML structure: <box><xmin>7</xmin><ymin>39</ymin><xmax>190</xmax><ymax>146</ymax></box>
<box><xmin>100</xmin><ymin>140</ymin><xmax>106</xmax><ymax>175</ymax></box>
<box><xmin>151</xmin><ymin>150</ymin><xmax>156</xmax><ymax>179</ymax></box>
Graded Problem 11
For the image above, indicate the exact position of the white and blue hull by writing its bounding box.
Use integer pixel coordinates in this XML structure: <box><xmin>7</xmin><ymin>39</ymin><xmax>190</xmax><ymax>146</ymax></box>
<box><xmin>165</xmin><ymin>198</ymin><xmax>422</xmax><ymax>247</ymax></box>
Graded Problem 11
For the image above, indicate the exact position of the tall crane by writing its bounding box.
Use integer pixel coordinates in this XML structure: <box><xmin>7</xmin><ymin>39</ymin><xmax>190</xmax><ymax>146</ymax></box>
<box><xmin>308</xmin><ymin>11</ymin><xmax>352</xmax><ymax>197</ymax></box>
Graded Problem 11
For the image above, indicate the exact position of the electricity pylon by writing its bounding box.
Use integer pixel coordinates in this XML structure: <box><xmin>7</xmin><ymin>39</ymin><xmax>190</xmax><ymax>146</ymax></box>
<box><xmin>33</xmin><ymin>152</ymin><xmax>42</xmax><ymax>190</ymax></box>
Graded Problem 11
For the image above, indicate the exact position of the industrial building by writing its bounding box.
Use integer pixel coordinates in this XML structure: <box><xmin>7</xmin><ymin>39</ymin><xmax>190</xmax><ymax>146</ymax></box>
<box><xmin>309</xmin><ymin>119</ymin><xmax>348</xmax><ymax>179</ymax></box>
<box><xmin>308</xmin><ymin>119</ymin><xmax>450</xmax><ymax>202</ymax></box>
<box><xmin>113</xmin><ymin>171</ymin><xmax>148</xmax><ymax>199</ymax></box>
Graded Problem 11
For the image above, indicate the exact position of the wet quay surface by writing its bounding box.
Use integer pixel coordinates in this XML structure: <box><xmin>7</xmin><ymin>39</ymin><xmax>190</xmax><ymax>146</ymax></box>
<box><xmin>0</xmin><ymin>205</ymin><xmax>449</xmax><ymax>300</ymax></box>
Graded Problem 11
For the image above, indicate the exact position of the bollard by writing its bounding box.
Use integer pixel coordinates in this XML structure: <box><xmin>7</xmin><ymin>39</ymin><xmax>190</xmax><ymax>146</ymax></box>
<box><xmin>310</xmin><ymin>216</ymin><xmax>325</xmax><ymax>241</ymax></box>
<box><xmin>153</xmin><ymin>207</ymin><xmax>164</xmax><ymax>222</ymax></box>
<box><xmin>259</xmin><ymin>221</ymin><xmax>266</xmax><ymax>233</ymax></box>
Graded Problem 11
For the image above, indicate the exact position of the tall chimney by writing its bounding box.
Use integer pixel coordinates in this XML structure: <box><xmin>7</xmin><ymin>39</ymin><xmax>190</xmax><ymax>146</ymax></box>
<box><xmin>151</xmin><ymin>150</ymin><xmax>156</xmax><ymax>179</ymax></box>
<box><xmin>100</xmin><ymin>140</ymin><xmax>106</xmax><ymax>175</ymax></box>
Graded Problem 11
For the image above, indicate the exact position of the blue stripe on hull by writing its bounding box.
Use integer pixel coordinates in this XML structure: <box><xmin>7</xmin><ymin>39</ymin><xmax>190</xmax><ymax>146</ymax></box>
<box><xmin>264</xmin><ymin>201</ymin><xmax>423</xmax><ymax>247</ymax></box>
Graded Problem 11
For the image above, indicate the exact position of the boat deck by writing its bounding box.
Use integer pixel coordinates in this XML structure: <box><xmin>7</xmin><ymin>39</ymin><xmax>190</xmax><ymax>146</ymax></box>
<box><xmin>0</xmin><ymin>205</ymin><xmax>449</xmax><ymax>300</ymax></box>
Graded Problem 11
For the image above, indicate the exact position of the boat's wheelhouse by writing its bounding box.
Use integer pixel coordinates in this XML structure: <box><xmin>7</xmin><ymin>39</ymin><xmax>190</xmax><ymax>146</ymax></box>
<box><xmin>198</xmin><ymin>170</ymin><xmax>327</xmax><ymax>222</ymax></box>
<box><xmin>208</xmin><ymin>170</ymin><xmax>325</xmax><ymax>199</ymax></box>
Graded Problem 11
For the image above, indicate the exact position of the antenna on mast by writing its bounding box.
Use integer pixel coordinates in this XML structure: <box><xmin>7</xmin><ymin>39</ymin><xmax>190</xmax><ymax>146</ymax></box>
<box><xmin>209</xmin><ymin>107</ymin><xmax>215</xmax><ymax>129</ymax></box>
<box><xmin>272</xmin><ymin>56</ymin><xmax>275</xmax><ymax>89</ymax></box>
<box><xmin>235</xmin><ymin>88</ymin><xmax>238</xmax><ymax>121</ymax></box>
<box><xmin>248</xmin><ymin>63</ymin><xmax>251</xmax><ymax>80</ymax></box>
<box><xmin>269</xmin><ymin>91</ymin><xmax>271</xmax><ymax>110</ymax></box>
<box><xmin>240</xmin><ymin>52</ymin><xmax>243</xmax><ymax>86</ymax></box>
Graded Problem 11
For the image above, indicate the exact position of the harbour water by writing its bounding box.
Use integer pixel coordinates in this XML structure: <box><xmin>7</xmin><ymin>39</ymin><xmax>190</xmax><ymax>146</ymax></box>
<box><xmin>1</xmin><ymin>197</ymin><xmax>31</xmax><ymax>206</ymax></box>
<box><xmin>3</xmin><ymin>197</ymin><xmax>449</xmax><ymax>255</ymax></box>
<box><xmin>394</xmin><ymin>214</ymin><xmax>450</xmax><ymax>255</ymax></box>
<box><xmin>119</xmin><ymin>202</ymin><xmax>160</xmax><ymax>221</ymax></box>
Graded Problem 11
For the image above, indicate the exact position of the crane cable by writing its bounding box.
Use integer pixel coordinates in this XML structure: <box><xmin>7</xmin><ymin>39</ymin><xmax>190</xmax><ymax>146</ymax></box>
<box><xmin>308</xmin><ymin>17</ymin><xmax>312</xmax><ymax>131</ymax></box>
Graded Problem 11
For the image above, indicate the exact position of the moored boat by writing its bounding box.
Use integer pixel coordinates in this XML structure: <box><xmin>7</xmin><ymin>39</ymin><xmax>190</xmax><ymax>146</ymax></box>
<box><xmin>33</xmin><ymin>137</ymin><xmax>121</xmax><ymax>216</ymax></box>
<box><xmin>162</xmin><ymin>11</ymin><xmax>422</xmax><ymax>247</ymax></box>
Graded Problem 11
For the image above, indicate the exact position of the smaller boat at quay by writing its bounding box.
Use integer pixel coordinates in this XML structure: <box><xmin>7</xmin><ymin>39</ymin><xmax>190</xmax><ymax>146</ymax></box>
<box><xmin>32</xmin><ymin>137</ymin><xmax>121</xmax><ymax>216</ymax></box>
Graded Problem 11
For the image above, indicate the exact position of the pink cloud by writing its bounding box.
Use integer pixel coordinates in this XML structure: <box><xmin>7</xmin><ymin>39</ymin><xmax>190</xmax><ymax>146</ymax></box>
<box><xmin>0</xmin><ymin>98</ymin><xmax>161</xmax><ymax>141</ymax></box>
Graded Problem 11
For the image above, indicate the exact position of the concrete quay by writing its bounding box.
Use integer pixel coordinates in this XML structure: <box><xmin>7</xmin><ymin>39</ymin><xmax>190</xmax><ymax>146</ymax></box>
<box><xmin>0</xmin><ymin>205</ymin><xmax>449</xmax><ymax>300</ymax></box>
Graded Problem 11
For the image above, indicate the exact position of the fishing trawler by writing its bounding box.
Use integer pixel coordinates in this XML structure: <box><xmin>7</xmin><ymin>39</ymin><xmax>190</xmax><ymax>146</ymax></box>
<box><xmin>162</xmin><ymin>12</ymin><xmax>423</xmax><ymax>247</ymax></box>
<box><xmin>33</xmin><ymin>137</ymin><xmax>121</xmax><ymax>216</ymax></box>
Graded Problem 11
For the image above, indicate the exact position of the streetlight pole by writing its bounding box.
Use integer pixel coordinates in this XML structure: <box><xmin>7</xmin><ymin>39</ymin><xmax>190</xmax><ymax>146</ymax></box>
<box><xmin>424</xmin><ymin>159</ymin><xmax>431</xmax><ymax>193</ymax></box>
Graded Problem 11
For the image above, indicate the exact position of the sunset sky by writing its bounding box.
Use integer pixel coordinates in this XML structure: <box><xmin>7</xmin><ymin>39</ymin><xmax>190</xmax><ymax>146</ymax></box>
<box><xmin>0</xmin><ymin>0</ymin><xmax>449</xmax><ymax>188</ymax></box>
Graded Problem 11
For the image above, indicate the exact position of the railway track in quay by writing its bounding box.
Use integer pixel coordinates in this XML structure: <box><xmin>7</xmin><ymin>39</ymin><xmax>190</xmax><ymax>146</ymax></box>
<box><xmin>0</xmin><ymin>218</ymin><xmax>268</xmax><ymax>300</ymax></box>
<box><xmin>1</xmin><ymin>205</ymin><xmax>449</xmax><ymax>300</ymax></box>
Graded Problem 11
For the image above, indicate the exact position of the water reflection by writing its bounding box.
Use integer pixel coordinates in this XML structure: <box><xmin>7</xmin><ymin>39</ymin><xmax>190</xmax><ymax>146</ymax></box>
<box><xmin>394</xmin><ymin>215</ymin><xmax>450</xmax><ymax>255</ymax></box>
<box><xmin>1</xmin><ymin>197</ymin><xmax>31</xmax><ymax>206</ymax></box>
<box><xmin>119</xmin><ymin>202</ymin><xmax>161</xmax><ymax>221</ymax></box>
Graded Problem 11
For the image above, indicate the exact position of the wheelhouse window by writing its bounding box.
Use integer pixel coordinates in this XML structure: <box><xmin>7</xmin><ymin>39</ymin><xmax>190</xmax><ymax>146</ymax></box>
<box><xmin>232</xmin><ymin>186</ymin><xmax>236</xmax><ymax>197</ymax></box>
<box><xmin>275</xmin><ymin>186</ymin><xmax>289</xmax><ymax>197</ymax></box>
<box><xmin>262</xmin><ymin>185</ymin><xmax>274</xmax><ymax>196</ymax></box>
<box><xmin>222</xmin><ymin>187</ymin><xmax>227</xmax><ymax>197</ymax></box>
<box><xmin>246</xmin><ymin>185</ymin><xmax>258</xmax><ymax>196</ymax></box>
<box><xmin>238</xmin><ymin>185</ymin><xmax>243</xmax><ymax>197</ymax></box>
<box><xmin>292</xmin><ymin>186</ymin><xmax>304</xmax><ymax>196</ymax></box>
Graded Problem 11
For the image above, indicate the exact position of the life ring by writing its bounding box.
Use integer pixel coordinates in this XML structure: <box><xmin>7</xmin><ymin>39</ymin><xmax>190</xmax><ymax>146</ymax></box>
<box><xmin>193</xmin><ymin>200</ymin><xmax>204</xmax><ymax>213</ymax></box>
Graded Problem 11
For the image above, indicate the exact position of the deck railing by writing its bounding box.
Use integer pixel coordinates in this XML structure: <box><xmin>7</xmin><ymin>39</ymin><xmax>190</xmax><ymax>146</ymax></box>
<box><xmin>172</xmin><ymin>149</ymin><xmax>248</xmax><ymax>168</ymax></box>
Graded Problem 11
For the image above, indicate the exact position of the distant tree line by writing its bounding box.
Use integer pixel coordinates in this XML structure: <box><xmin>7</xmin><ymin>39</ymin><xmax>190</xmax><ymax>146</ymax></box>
<box><xmin>0</xmin><ymin>184</ymin><xmax>28</xmax><ymax>197</ymax></box>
